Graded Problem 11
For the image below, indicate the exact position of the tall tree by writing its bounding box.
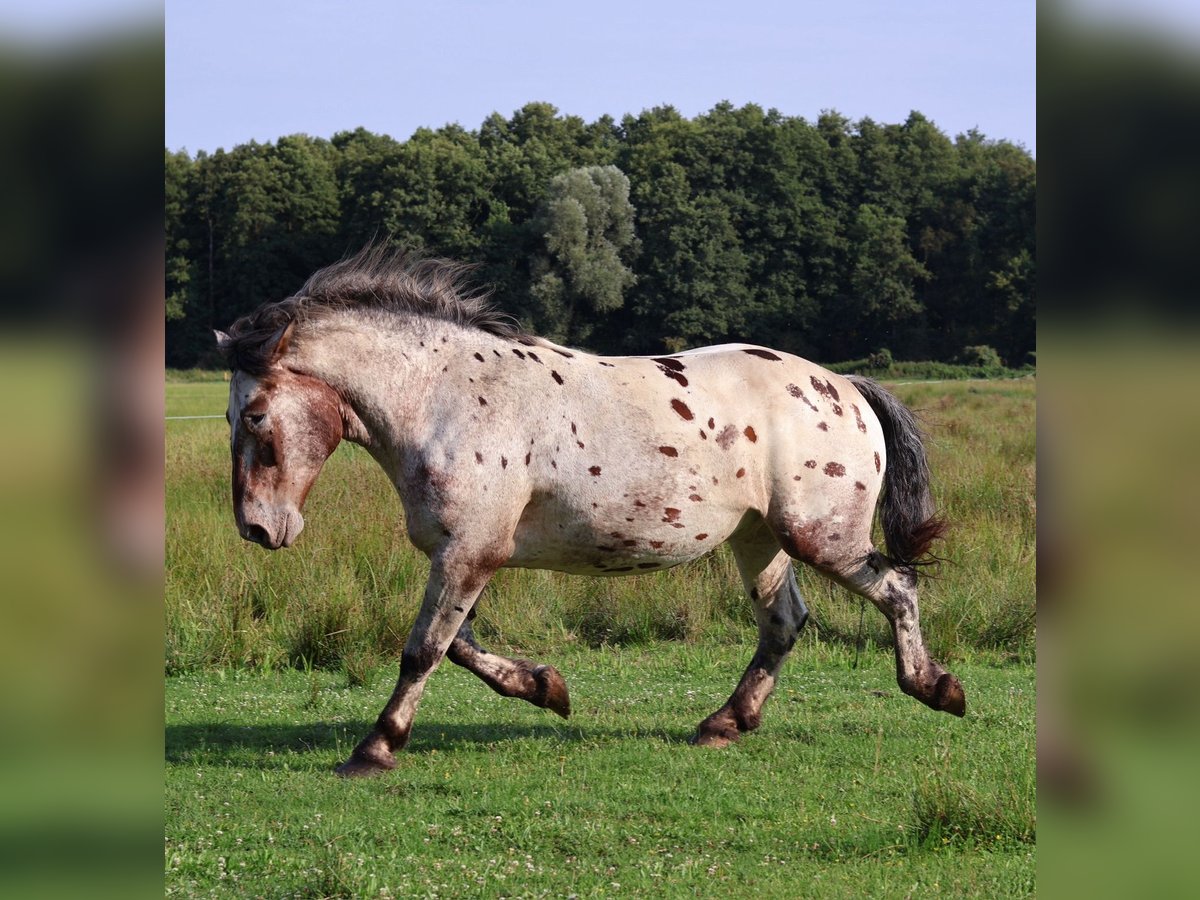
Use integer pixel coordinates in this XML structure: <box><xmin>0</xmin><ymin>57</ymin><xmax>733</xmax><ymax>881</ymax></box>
<box><xmin>528</xmin><ymin>165</ymin><xmax>639</xmax><ymax>344</ymax></box>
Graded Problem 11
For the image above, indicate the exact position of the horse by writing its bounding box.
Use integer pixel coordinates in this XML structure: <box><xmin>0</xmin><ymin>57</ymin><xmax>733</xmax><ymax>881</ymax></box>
<box><xmin>216</xmin><ymin>247</ymin><xmax>964</xmax><ymax>777</ymax></box>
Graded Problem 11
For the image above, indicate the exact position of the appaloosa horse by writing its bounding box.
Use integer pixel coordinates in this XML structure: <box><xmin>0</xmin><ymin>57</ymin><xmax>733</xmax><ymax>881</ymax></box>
<box><xmin>217</xmin><ymin>247</ymin><xmax>964</xmax><ymax>777</ymax></box>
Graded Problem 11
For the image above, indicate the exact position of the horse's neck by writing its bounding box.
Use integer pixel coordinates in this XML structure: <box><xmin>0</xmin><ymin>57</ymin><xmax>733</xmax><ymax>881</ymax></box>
<box><xmin>295</xmin><ymin>314</ymin><xmax>466</xmax><ymax>455</ymax></box>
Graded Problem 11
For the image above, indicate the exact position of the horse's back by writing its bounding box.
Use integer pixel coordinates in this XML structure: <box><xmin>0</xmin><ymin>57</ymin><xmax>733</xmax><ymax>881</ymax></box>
<box><xmin>503</xmin><ymin>341</ymin><xmax>885</xmax><ymax>574</ymax></box>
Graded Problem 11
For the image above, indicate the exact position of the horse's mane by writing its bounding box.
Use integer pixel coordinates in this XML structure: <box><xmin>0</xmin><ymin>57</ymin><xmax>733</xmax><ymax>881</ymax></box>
<box><xmin>221</xmin><ymin>244</ymin><xmax>528</xmax><ymax>374</ymax></box>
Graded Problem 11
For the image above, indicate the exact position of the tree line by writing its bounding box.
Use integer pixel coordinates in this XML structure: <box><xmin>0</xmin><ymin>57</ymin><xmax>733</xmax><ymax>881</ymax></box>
<box><xmin>166</xmin><ymin>102</ymin><xmax>1034</xmax><ymax>368</ymax></box>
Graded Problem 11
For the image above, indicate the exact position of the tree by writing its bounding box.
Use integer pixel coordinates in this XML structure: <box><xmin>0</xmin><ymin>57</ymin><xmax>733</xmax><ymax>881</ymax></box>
<box><xmin>529</xmin><ymin>165</ymin><xmax>639</xmax><ymax>344</ymax></box>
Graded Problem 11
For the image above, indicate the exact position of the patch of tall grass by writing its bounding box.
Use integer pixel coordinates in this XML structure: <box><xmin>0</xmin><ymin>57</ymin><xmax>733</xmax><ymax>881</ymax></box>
<box><xmin>166</xmin><ymin>379</ymin><xmax>1035</xmax><ymax>674</ymax></box>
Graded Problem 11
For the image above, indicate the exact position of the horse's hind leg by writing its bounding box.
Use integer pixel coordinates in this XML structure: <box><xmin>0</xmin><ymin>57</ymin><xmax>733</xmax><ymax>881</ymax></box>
<box><xmin>447</xmin><ymin>613</ymin><xmax>570</xmax><ymax>718</ymax></box>
<box><xmin>693</xmin><ymin>535</ymin><xmax>809</xmax><ymax>748</ymax></box>
<box><xmin>839</xmin><ymin>551</ymin><xmax>965</xmax><ymax>716</ymax></box>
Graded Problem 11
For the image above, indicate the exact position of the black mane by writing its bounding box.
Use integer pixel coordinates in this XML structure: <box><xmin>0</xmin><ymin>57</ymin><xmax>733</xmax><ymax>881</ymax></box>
<box><xmin>221</xmin><ymin>245</ymin><xmax>526</xmax><ymax>374</ymax></box>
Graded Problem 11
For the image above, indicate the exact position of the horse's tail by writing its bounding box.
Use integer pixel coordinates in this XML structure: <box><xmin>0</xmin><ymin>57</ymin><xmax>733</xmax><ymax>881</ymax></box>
<box><xmin>845</xmin><ymin>375</ymin><xmax>947</xmax><ymax>568</ymax></box>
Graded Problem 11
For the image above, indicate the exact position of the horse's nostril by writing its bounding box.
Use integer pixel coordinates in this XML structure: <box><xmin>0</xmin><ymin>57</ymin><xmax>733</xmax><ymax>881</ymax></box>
<box><xmin>244</xmin><ymin>523</ymin><xmax>270</xmax><ymax>545</ymax></box>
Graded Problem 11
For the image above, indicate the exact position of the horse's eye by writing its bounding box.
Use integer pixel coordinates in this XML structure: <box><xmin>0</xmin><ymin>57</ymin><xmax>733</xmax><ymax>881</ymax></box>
<box><xmin>243</xmin><ymin>412</ymin><xmax>266</xmax><ymax>431</ymax></box>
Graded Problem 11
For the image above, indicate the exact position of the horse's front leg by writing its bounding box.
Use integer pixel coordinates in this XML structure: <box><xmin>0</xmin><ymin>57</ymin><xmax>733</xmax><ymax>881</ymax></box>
<box><xmin>336</xmin><ymin>547</ymin><xmax>501</xmax><ymax>777</ymax></box>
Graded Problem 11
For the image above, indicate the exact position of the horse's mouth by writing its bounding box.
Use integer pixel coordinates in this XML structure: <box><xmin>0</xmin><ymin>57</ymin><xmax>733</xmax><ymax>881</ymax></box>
<box><xmin>240</xmin><ymin>511</ymin><xmax>303</xmax><ymax>550</ymax></box>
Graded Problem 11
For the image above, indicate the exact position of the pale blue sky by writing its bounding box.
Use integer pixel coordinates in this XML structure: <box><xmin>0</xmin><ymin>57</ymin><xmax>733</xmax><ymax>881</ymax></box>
<box><xmin>167</xmin><ymin>0</ymin><xmax>1035</xmax><ymax>155</ymax></box>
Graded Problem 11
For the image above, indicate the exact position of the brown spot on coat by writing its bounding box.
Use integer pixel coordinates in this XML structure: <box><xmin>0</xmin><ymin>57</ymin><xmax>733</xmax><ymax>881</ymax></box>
<box><xmin>736</xmin><ymin>468</ymin><xmax>746</xmax><ymax>478</ymax></box>
<box><xmin>805</xmin><ymin>459</ymin><xmax>817</xmax><ymax>468</ymax></box>
<box><xmin>855</xmin><ymin>481</ymin><xmax>866</xmax><ymax>491</ymax></box>
<box><xmin>654</xmin><ymin>357</ymin><xmax>686</xmax><ymax>372</ymax></box>
<box><xmin>525</xmin><ymin>452</ymin><xmax>531</xmax><ymax>466</ymax></box>
<box><xmin>743</xmin><ymin>425</ymin><xmax>757</xmax><ymax>442</ymax></box>
<box><xmin>695</xmin><ymin>533</ymin><xmax>709</xmax><ymax>540</ymax></box>
<box><xmin>853</xmin><ymin>404</ymin><xmax>867</xmax><ymax>432</ymax></box>
<box><xmin>824</xmin><ymin>462</ymin><xmax>846</xmax><ymax>477</ymax></box>
<box><xmin>810</xmin><ymin>375</ymin><xmax>840</xmax><ymax>402</ymax></box>
<box><xmin>699</xmin><ymin>430</ymin><xmax>707</xmax><ymax>440</ymax></box>
<box><xmin>551</xmin><ymin>370</ymin><xmax>564</xmax><ymax>385</ymax></box>
<box><xmin>512</xmin><ymin>348</ymin><xmax>526</xmax><ymax>359</ymax></box>
<box><xmin>527</xmin><ymin>351</ymin><xmax>542</xmax><ymax>364</ymax></box>
<box><xmin>787</xmin><ymin>383</ymin><xmax>820</xmax><ymax>412</ymax></box>
<box><xmin>622</xmin><ymin>539</ymin><xmax>638</xmax><ymax>547</ymax></box>
<box><xmin>817</xmin><ymin>422</ymin><xmax>828</xmax><ymax>431</ymax></box>
<box><xmin>473</xmin><ymin>352</ymin><xmax>484</xmax><ymax>362</ymax></box>
<box><xmin>662</xmin><ymin>508</ymin><xmax>681</xmax><ymax>522</ymax></box>
<box><xmin>661</xmin><ymin>368</ymin><xmax>688</xmax><ymax>386</ymax></box>
<box><xmin>501</xmin><ymin>456</ymin><xmax>508</xmax><ymax>468</ymax></box>
<box><xmin>478</xmin><ymin>396</ymin><xmax>488</xmax><ymax>406</ymax></box>
<box><xmin>649</xmin><ymin>540</ymin><xmax>664</xmax><ymax>549</ymax></box>
<box><xmin>832</xmin><ymin>403</ymin><xmax>843</xmax><ymax>416</ymax></box>
<box><xmin>670</xmin><ymin>398</ymin><xmax>694</xmax><ymax>421</ymax></box>
<box><xmin>715</xmin><ymin>424</ymin><xmax>739</xmax><ymax>449</ymax></box>
<box><xmin>688</xmin><ymin>493</ymin><xmax>703</xmax><ymax>502</ymax></box>
<box><xmin>874</xmin><ymin>451</ymin><xmax>881</xmax><ymax>472</ymax></box>
<box><xmin>659</xmin><ymin>446</ymin><xmax>678</xmax><ymax>457</ymax></box>
<box><xmin>474</xmin><ymin>451</ymin><xmax>484</xmax><ymax>464</ymax></box>
<box><xmin>598</xmin><ymin>361</ymin><xmax>614</xmax><ymax>367</ymax></box>
<box><xmin>589</xmin><ymin>466</ymin><xmax>602</xmax><ymax>476</ymax></box>
<box><xmin>793</xmin><ymin>475</ymin><xmax>802</xmax><ymax>481</ymax></box>
<box><xmin>707</xmin><ymin>417</ymin><xmax>715</xmax><ymax>429</ymax></box>
<box><xmin>742</xmin><ymin>348</ymin><xmax>782</xmax><ymax>361</ymax></box>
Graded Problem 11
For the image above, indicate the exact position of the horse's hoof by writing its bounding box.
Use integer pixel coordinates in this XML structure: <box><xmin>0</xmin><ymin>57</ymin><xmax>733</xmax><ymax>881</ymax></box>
<box><xmin>935</xmin><ymin>673</ymin><xmax>966</xmax><ymax>717</ymax></box>
<box><xmin>691</xmin><ymin>731</ymin><xmax>737</xmax><ymax>749</ymax></box>
<box><xmin>335</xmin><ymin>749</ymin><xmax>396</xmax><ymax>778</ymax></box>
<box><xmin>534</xmin><ymin>665</ymin><xmax>571</xmax><ymax>719</ymax></box>
<box><xmin>691</xmin><ymin>713</ymin><xmax>740</xmax><ymax>748</ymax></box>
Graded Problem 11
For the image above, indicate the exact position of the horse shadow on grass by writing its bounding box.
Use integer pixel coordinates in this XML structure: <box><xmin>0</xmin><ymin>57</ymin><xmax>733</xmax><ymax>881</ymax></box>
<box><xmin>166</xmin><ymin>719</ymin><xmax>696</xmax><ymax>769</ymax></box>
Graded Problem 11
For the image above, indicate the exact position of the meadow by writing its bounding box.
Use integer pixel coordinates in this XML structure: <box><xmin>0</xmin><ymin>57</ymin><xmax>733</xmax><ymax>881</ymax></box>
<box><xmin>166</xmin><ymin>375</ymin><xmax>1035</xmax><ymax>897</ymax></box>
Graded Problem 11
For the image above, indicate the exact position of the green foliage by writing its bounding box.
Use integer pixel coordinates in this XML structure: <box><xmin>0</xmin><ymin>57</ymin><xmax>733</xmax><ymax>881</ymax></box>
<box><xmin>958</xmin><ymin>344</ymin><xmax>1004</xmax><ymax>368</ymax></box>
<box><xmin>529</xmin><ymin>165</ymin><xmax>639</xmax><ymax>343</ymax></box>
<box><xmin>165</xmin><ymin>103</ymin><xmax>1034</xmax><ymax>367</ymax></box>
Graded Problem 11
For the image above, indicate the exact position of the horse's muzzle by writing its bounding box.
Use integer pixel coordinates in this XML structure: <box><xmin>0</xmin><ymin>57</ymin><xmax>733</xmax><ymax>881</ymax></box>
<box><xmin>238</xmin><ymin>507</ymin><xmax>304</xmax><ymax>550</ymax></box>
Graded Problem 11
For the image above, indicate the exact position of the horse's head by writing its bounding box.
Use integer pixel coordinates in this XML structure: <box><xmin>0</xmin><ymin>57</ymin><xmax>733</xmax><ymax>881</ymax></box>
<box><xmin>216</xmin><ymin>323</ymin><xmax>344</xmax><ymax>550</ymax></box>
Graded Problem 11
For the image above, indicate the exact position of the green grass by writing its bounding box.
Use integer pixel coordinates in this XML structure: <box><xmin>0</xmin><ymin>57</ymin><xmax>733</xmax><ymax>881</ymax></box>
<box><xmin>166</xmin><ymin>643</ymin><xmax>1034</xmax><ymax>898</ymax></box>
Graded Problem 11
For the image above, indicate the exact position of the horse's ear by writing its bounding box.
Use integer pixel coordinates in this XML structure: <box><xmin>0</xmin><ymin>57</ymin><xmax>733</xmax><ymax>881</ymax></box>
<box><xmin>214</xmin><ymin>329</ymin><xmax>233</xmax><ymax>350</ymax></box>
<box><xmin>268</xmin><ymin>321</ymin><xmax>296</xmax><ymax>361</ymax></box>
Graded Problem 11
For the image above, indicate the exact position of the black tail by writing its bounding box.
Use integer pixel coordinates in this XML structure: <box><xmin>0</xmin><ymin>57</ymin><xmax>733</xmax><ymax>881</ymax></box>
<box><xmin>846</xmin><ymin>376</ymin><xmax>947</xmax><ymax>568</ymax></box>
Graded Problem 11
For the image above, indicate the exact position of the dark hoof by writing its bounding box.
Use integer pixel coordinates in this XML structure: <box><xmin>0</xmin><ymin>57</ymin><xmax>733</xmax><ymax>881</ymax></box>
<box><xmin>691</xmin><ymin>712</ymin><xmax>740</xmax><ymax>748</ymax></box>
<box><xmin>934</xmin><ymin>673</ymin><xmax>966</xmax><ymax>717</ymax></box>
<box><xmin>335</xmin><ymin>744</ymin><xmax>397</xmax><ymax>778</ymax></box>
<box><xmin>533</xmin><ymin>665</ymin><xmax>571</xmax><ymax>719</ymax></box>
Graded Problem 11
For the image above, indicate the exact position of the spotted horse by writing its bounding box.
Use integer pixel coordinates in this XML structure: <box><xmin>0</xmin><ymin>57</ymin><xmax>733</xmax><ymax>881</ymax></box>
<box><xmin>216</xmin><ymin>246</ymin><xmax>964</xmax><ymax>777</ymax></box>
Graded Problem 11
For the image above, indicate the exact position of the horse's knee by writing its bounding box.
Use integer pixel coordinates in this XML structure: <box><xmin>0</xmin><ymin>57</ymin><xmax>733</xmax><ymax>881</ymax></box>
<box><xmin>399</xmin><ymin>643</ymin><xmax>439</xmax><ymax>680</ymax></box>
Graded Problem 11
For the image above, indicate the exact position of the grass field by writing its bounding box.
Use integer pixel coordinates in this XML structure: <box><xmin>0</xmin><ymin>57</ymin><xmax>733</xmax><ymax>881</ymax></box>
<box><xmin>166</xmin><ymin>374</ymin><xmax>1035</xmax><ymax>896</ymax></box>
<box><xmin>166</xmin><ymin>645</ymin><xmax>1034</xmax><ymax>897</ymax></box>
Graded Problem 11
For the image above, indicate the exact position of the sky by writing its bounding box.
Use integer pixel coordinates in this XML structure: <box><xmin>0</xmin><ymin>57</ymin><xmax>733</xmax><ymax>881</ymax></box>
<box><xmin>166</xmin><ymin>0</ymin><xmax>1036</xmax><ymax>155</ymax></box>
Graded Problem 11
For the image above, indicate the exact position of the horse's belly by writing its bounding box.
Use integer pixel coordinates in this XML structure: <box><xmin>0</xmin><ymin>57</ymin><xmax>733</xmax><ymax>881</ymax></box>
<box><xmin>506</xmin><ymin>498</ymin><xmax>743</xmax><ymax>576</ymax></box>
